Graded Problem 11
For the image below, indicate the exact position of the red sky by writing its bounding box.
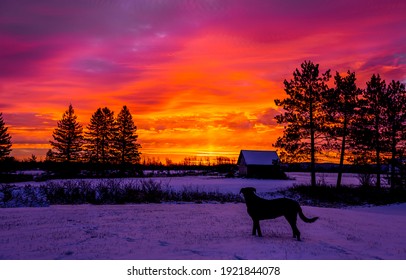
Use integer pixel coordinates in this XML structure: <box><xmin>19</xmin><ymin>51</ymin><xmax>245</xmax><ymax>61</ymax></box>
<box><xmin>1</xmin><ymin>0</ymin><xmax>405</xmax><ymax>162</ymax></box>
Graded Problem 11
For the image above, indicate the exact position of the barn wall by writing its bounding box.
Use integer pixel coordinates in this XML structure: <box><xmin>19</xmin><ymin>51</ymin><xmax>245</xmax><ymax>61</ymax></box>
<box><xmin>238</xmin><ymin>157</ymin><xmax>248</xmax><ymax>176</ymax></box>
<box><xmin>245</xmin><ymin>165</ymin><xmax>285</xmax><ymax>179</ymax></box>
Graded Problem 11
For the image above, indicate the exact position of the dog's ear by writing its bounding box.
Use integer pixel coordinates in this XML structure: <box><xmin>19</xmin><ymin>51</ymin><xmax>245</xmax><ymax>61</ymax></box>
<box><xmin>239</xmin><ymin>188</ymin><xmax>244</xmax><ymax>194</ymax></box>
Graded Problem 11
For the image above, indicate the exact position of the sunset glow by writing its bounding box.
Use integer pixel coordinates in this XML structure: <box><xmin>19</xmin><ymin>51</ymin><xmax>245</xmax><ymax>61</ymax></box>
<box><xmin>1</xmin><ymin>0</ymin><xmax>405</xmax><ymax>162</ymax></box>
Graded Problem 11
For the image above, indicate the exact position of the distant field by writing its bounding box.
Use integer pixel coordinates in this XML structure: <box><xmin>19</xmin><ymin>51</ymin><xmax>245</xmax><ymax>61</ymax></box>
<box><xmin>7</xmin><ymin>172</ymin><xmax>364</xmax><ymax>194</ymax></box>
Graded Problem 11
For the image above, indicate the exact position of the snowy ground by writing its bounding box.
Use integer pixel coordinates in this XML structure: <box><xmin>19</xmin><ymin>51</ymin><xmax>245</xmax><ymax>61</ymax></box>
<box><xmin>142</xmin><ymin>172</ymin><xmax>362</xmax><ymax>193</ymax></box>
<box><xmin>1</xmin><ymin>173</ymin><xmax>401</xmax><ymax>260</ymax></box>
<box><xmin>0</xmin><ymin>202</ymin><xmax>405</xmax><ymax>260</ymax></box>
<box><xmin>8</xmin><ymin>172</ymin><xmax>363</xmax><ymax>193</ymax></box>
<box><xmin>2</xmin><ymin>172</ymin><xmax>364</xmax><ymax>207</ymax></box>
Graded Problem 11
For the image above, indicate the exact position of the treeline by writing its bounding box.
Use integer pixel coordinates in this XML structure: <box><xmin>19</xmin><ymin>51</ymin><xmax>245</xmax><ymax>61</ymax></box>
<box><xmin>0</xmin><ymin>105</ymin><xmax>142</xmax><ymax>179</ymax></box>
<box><xmin>139</xmin><ymin>156</ymin><xmax>237</xmax><ymax>177</ymax></box>
<box><xmin>47</xmin><ymin>104</ymin><xmax>141</xmax><ymax>166</ymax></box>
<box><xmin>275</xmin><ymin>61</ymin><xmax>406</xmax><ymax>188</ymax></box>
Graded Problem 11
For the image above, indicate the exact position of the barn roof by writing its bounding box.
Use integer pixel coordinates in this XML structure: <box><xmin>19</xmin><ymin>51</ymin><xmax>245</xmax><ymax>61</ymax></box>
<box><xmin>238</xmin><ymin>150</ymin><xmax>279</xmax><ymax>166</ymax></box>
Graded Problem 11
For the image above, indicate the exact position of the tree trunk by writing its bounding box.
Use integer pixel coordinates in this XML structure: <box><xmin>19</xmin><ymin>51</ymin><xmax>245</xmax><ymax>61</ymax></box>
<box><xmin>376</xmin><ymin>129</ymin><xmax>381</xmax><ymax>188</ymax></box>
<box><xmin>390</xmin><ymin>128</ymin><xmax>397</xmax><ymax>189</ymax></box>
<box><xmin>376</xmin><ymin>148</ymin><xmax>381</xmax><ymax>188</ymax></box>
<box><xmin>336</xmin><ymin>121</ymin><xmax>347</xmax><ymax>188</ymax></box>
<box><xmin>310</xmin><ymin>130</ymin><xmax>316</xmax><ymax>187</ymax></box>
<box><xmin>310</xmin><ymin>95</ymin><xmax>316</xmax><ymax>187</ymax></box>
<box><xmin>375</xmin><ymin>114</ymin><xmax>381</xmax><ymax>188</ymax></box>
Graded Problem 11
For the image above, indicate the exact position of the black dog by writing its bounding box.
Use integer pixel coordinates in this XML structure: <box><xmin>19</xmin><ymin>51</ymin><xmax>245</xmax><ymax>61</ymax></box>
<box><xmin>240</xmin><ymin>187</ymin><xmax>318</xmax><ymax>241</ymax></box>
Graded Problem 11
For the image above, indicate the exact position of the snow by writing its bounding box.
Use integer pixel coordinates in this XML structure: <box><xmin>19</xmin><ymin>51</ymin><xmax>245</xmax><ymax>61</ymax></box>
<box><xmin>6</xmin><ymin>172</ymin><xmax>362</xmax><ymax>193</ymax></box>
<box><xmin>0</xmin><ymin>172</ymin><xmax>365</xmax><ymax>207</ymax></box>
<box><xmin>1</xmin><ymin>172</ymin><xmax>401</xmax><ymax>260</ymax></box>
<box><xmin>0</xmin><ymin>202</ymin><xmax>405</xmax><ymax>260</ymax></box>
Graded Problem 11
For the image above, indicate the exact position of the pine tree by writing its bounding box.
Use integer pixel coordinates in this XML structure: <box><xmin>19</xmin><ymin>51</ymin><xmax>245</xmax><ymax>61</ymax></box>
<box><xmin>0</xmin><ymin>112</ymin><xmax>12</xmax><ymax>159</ymax></box>
<box><xmin>382</xmin><ymin>80</ymin><xmax>406</xmax><ymax>188</ymax></box>
<box><xmin>274</xmin><ymin>61</ymin><xmax>331</xmax><ymax>187</ymax></box>
<box><xmin>50</xmin><ymin>104</ymin><xmax>84</xmax><ymax>162</ymax></box>
<box><xmin>351</xmin><ymin>74</ymin><xmax>387</xmax><ymax>188</ymax></box>
<box><xmin>85</xmin><ymin>107</ymin><xmax>117</xmax><ymax>163</ymax></box>
<box><xmin>323</xmin><ymin>71</ymin><xmax>360</xmax><ymax>187</ymax></box>
<box><xmin>115</xmin><ymin>105</ymin><xmax>141</xmax><ymax>165</ymax></box>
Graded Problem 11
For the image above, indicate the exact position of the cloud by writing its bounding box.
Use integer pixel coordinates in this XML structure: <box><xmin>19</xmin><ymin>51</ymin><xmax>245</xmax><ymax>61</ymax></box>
<box><xmin>256</xmin><ymin>108</ymin><xmax>281</xmax><ymax>126</ymax></box>
<box><xmin>359</xmin><ymin>53</ymin><xmax>406</xmax><ymax>82</ymax></box>
<box><xmin>1</xmin><ymin>0</ymin><xmax>405</xmax><ymax>159</ymax></box>
<box><xmin>4</xmin><ymin>112</ymin><xmax>55</xmax><ymax>130</ymax></box>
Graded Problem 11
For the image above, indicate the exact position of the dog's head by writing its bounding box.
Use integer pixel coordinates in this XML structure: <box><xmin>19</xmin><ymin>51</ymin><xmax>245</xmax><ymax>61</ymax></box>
<box><xmin>239</xmin><ymin>187</ymin><xmax>257</xmax><ymax>197</ymax></box>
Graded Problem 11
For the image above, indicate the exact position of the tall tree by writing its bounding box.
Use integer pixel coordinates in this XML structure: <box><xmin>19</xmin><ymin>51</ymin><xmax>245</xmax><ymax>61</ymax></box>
<box><xmin>382</xmin><ymin>80</ymin><xmax>406</xmax><ymax>188</ymax></box>
<box><xmin>50</xmin><ymin>104</ymin><xmax>84</xmax><ymax>162</ymax></box>
<box><xmin>0</xmin><ymin>112</ymin><xmax>12</xmax><ymax>159</ymax></box>
<box><xmin>85</xmin><ymin>107</ymin><xmax>117</xmax><ymax>163</ymax></box>
<box><xmin>115</xmin><ymin>105</ymin><xmax>141</xmax><ymax>165</ymax></box>
<box><xmin>274</xmin><ymin>61</ymin><xmax>331</xmax><ymax>187</ymax></box>
<box><xmin>323</xmin><ymin>71</ymin><xmax>360</xmax><ymax>187</ymax></box>
<box><xmin>352</xmin><ymin>74</ymin><xmax>387</xmax><ymax>188</ymax></box>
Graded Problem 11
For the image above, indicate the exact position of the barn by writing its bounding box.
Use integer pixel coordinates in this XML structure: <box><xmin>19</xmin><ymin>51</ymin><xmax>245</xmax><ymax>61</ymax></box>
<box><xmin>237</xmin><ymin>150</ymin><xmax>285</xmax><ymax>178</ymax></box>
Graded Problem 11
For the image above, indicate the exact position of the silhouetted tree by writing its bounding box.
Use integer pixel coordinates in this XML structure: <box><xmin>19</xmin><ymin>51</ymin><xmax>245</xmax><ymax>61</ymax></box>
<box><xmin>49</xmin><ymin>104</ymin><xmax>84</xmax><ymax>162</ymax></box>
<box><xmin>382</xmin><ymin>80</ymin><xmax>406</xmax><ymax>188</ymax></box>
<box><xmin>85</xmin><ymin>107</ymin><xmax>117</xmax><ymax>163</ymax></box>
<box><xmin>0</xmin><ymin>112</ymin><xmax>12</xmax><ymax>159</ymax></box>
<box><xmin>351</xmin><ymin>74</ymin><xmax>387</xmax><ymax>188</ymax></box>
<box><xmin>274</xmin><ymin>61</ymin><xmax>331</xmax><ymax>187</ymax></box>
<box><xmin>115</xmin><ymin>105</ymin><xmax>141</xmax><ymax>165</ymax></box>
<box><xmin>323</xmin><ymin>71</ymin><xmax>361</xmax><ymax>187</ymax></box>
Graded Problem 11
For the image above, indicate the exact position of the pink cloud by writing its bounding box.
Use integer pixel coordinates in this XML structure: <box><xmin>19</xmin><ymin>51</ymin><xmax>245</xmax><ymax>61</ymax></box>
<box><xmin>1</xmin><ymin>0</ymin><xmax>405</xmax><ymax>159</ymax></box>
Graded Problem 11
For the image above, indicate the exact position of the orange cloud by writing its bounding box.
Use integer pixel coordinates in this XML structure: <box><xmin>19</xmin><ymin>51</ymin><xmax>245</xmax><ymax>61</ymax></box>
<box><xmin>1</xmin><ymin>0</ymin><xmax>404</xmax><ymax>162</ymax></box>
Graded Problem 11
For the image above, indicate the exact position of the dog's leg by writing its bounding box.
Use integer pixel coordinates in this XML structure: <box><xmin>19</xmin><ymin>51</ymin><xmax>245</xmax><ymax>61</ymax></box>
<box><xmin>285</xmin><ymin>215</ymin><xmax>301</xmax><ymax>241</ymax></box>
<box><xmin>252</xmin><ymin>220</ymin><xmax>256</xmax><ymax>236</ymax></box>
<box><xmin>254</xmin><ymin>220</ymin><xmax>262</xmax><ymax>237</ymax></box>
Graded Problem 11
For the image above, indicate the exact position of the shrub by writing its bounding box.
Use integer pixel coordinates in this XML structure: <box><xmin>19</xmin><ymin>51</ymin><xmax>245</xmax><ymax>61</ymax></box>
<box><xmin>276</xmin><ymin>183</ymin><xmax>406</xmax><ymax>207</ymax></box>
<box><xmin>1</xmin><ymin>179</ymin><xmax>243</xmax><ymax>207</ymax></box>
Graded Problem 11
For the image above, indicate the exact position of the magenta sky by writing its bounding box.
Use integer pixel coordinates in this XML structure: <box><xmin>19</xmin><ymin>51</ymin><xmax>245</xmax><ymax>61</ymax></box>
<box><xmin>1</xmin><ymin>0</ymin><xmax>405</xmax><ymax>161</ymax></box>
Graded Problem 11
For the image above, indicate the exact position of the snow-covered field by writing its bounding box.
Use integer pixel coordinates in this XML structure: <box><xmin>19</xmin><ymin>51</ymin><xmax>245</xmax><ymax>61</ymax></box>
<box><xmin>1</xmin><ymin>172</ymin><xmax>402</xmax><ymax>260</ymax></box>
<box><xmin>2</xmin><ymin>172</ymin><xmax>364</xmax><ymax>207</ymax></box>
<box><xmin>8</xmin><ymin>172</ymin><xmax>363</xmax><ymax>193</ymax></box>
<box><xmin>138</xmin><ymin>172</ymin><xmax>362</xmax><ymax>193</ymax></box>
<box><xmin>0</xmin><ymin>202</ymin><xmax>405</xmax><ymax>260</ymax></box>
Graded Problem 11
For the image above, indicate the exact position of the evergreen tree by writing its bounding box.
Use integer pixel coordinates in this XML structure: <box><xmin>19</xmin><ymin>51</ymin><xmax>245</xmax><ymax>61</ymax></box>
<box><xmin>323</xmin><ymin>71</ymin><xmax>360</xmax><ymax>187</ymax></box>
<box><xmin>85</xmin><ymin>107</ymin><xmax>117</xmax><ymax>163</ymax></box>
<box><xmin>115</xmin><ymin>105</ymin><xmax>141</xmax><ymax>165</ymax></box>
<box><xmin>50</xmin><ymin>104</ymin><xmax>84</xmax><ymax>162</ymax></box>
<box><xmin>351</xmin><ymin>74</ymin><xmax>387</xmax><ymax>188</ymax></box>
<box><xmin>0</xmin><ymin>112</ymin><xmax>12</xmax><ymax>159</ymax></box>
<box><xmin>274</xmin><ymin>61</ymin><xmax>331</xmax><ymax>187</ymax></box>
<box><xmin>382</xmin><ymin>80</ymin><xmax>406</xmax><ymax>188</ymax></box>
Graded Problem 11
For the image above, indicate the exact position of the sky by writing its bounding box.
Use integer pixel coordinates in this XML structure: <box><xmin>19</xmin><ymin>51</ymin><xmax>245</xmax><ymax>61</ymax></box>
<box><xmin>1</xmin><ymin>0</ymin><xmax>405</xmax><ymax>162</ymax></box>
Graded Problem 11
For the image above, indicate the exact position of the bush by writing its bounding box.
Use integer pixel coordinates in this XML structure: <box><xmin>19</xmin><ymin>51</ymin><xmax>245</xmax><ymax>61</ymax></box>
<box><xmin>276</xmin><ymin>183</ymin><xmax>406</xmax><ymax>207</ymax></box>
<box><xmin>0</xmin><ymin>184</ymin><xmax>49</xmax><ymax>207</ymax></box>
<box><xmin>1</xmin><ymin>179</ymin><xmax>243</xmax><ymax>207</ymax></box>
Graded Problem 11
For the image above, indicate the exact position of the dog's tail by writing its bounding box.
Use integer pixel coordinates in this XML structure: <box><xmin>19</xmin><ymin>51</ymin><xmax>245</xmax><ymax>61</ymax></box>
<box><xmin>298</xmin><ymin>206</ymin><xmax>318</xmax><ymax>223</ymax></box>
